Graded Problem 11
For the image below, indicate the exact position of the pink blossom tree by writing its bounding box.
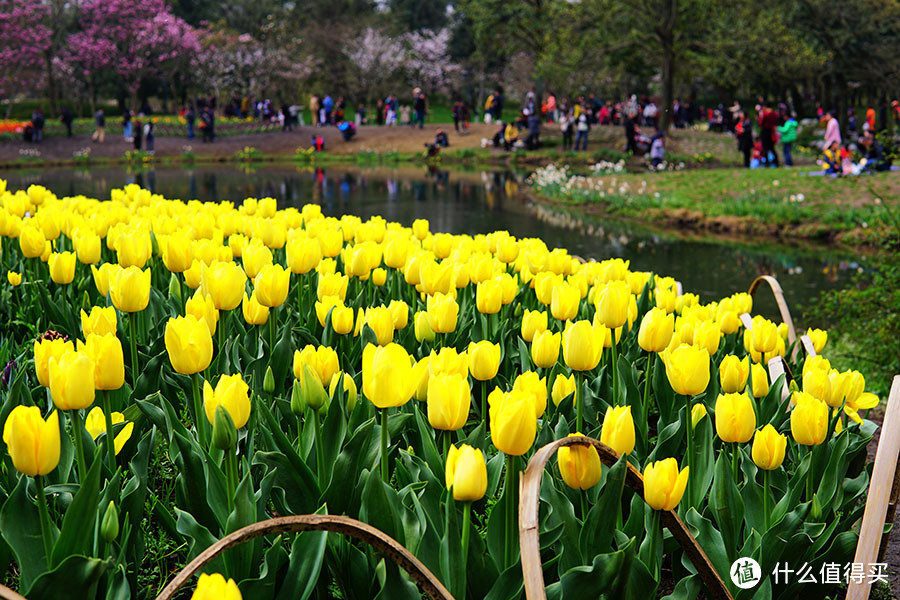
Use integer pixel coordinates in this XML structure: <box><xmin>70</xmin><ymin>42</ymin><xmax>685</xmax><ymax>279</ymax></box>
<box><xmin>0</xmin><ymin>0</ymin><xmax>52</xmax><ymax>113</ymax></box>
<box><xmin>345</xmin><ymin>28</ymin><xmax>406</xmax><ymax>102</ymax></box>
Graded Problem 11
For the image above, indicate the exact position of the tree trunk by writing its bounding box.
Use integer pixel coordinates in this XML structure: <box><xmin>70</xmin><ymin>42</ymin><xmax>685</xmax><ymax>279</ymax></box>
<box><xmin>45</xmin><ymin>53</ymin><xmax>58</xmax><ymax>115</ymax></box>
<box><xmin>658</xmin><ymin>0</ymin><xmax>677</xmax><ymax>131</ymax></box>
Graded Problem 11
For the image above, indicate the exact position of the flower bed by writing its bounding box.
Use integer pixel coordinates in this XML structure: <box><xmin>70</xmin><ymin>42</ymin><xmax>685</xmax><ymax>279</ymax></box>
<box><xmin>0</xmin><ymin>180</ymin><xmax>882</xmax><ymax>599</ymax></box>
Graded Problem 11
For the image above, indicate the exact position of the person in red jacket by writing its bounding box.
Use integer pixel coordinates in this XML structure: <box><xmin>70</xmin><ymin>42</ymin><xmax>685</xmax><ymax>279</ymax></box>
<box><xmin>757</xmin><ymin>102</ymin><xmax>780</xmax><ymax>167</ymax></box>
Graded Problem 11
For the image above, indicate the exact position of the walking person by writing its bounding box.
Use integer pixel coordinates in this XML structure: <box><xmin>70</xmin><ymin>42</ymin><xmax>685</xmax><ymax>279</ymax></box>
<box><xmin>30</xmin><ymin>108</ymin><xmax>44</xmax><ymax>142</ymax></box>
<box><xmin>736</xmin><ymin>111</ymin><xmax>753</xmax><ymax>168</ymax></box>
<box><xmin>92</xmin><ymin>108</ymin><xmax>105</xmax><ymax>143</ymax></box>
<box><xmin>758</xmin><ymin>102</ymin><xmax>779</xmax><ymax>166</ymax></box>
<box><xmin>777</xmin><ymin>112</ymin><xmax>798</xmax><ymax>166</ymax></box>
<box><xmin>186</xmin><ymin>105</ymin><xmax>196</xmax><ymax>139</ymax></box>
<box><xmin>650</xmin><ymin>130</ymin><xmax>665</xmax><ymax>168</ymax></box>
<box><xmin>132</xmin><ymin>115</ymin><xmax>142</xmax><ymax>151</ymax></box>
<box><xmin>143</xmin><ymin>118</ymin><xmax>154</xmax><ymax>154</ymax></box>
<box><xmin>574</xmin><ymin>108</ymin><xmax>590</xmax><ymax>151</ymax></box>
<box><xmin>281</xmin><ymin>102</ymin><xmax>292</xmax><ymax>131</ymax></box>
<box><xmin>309</xmin><ymin>94</ymin><xmax>320</xmax><ymax>126</ymax></box>
<box><xmin>560</xmin><ymin>110</ymin><xmax>574</xmax><ymax>151</ymax></box>
<box><xmin>624</xmin><ymin>110</ymin><xmax>638</xmax><ymax>154</ymax></box>
<box><xmin>60</xmin><ymin>107</ymin><xmax>74</xmax><ymax>138</ymax></box>
<box><xmin>412</xmin><ymin>88</ymin><xmax>426</xmax><ymax>128</ymax></box>
<box><xmin>122</xmin><ymin>109</ymin><xmax>133</xmax><ymax>141</ymax></box>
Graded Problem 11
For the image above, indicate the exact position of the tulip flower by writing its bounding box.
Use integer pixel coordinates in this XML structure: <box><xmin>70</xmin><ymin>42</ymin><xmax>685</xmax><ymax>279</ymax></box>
<box><xmin>562</xmin><ymin>320</ymin><xmax>603</xmax><ymax>372</ymax></box>
<box><xmin>110</xmin><ymin>266</ymin><xmax>151</xmax><ymax>313</ymax></box>
<box><xmin>446</xmin><ymin>444</ymin><xmax>487</xmax><ymax>501</ymax></box>
<box><xmin>7</xmin><ymin>271</ymin><xmax>22</xmax><ymax>286</ymax></box>
<box><xmin>85</xmin><ymin>406</ymin><xmax>134</xmax><ymax>455</ymax></box>
<box><xmin>806</xmin><ymin>328</ymin><xmax>827</xmax><ymax>353</ymax></box>
<box><xmin>81</xmin><ymin>306</ymin><xmax>117</xmax><ymax>337</ymax></box>
<box><xmin>426</xmin><ymin>293</ymin><xmax>459</xmax><ymax>334</ymax></box>
<box><xmin>190</xmin><ymin>573</ymin><xmax>242</xmax><ymax>600</ymax></box>
<box><xmin>49</xmin><ymin>349</ymin><xmax>95</xmax><ymax>410</ymax></box>
<box><xmin>691</xmin><ymin>403</ymin><xmax>707</xmax><ymax>428</ymax></box>
<box><xmin>388</xmin><ymin>300</ymin><xmax>409</xmax><ymax>330</ymax></box>
<box><xmin>414</xmin><ymin>310</ymin><xmax>435</xmax><ymax>342</ymax></box>
<box><xmin>751</xmin><ymin>318</ymin><xmax>779</xmax><ymax>354</ymax></box>
<box><xmin>34</xmin><ymin>337</ymin><xmax>74</xmax><ymax>387</ymax></box>
<box><xmin>643</xmin><ymin>458</ymin><xmax>689</xmax><ymax>511</ymax></box>
<box><xmin>513</xmin><ymin>371</ymin><xmax>547</xmax><ymax>419</ymax></box>
<box><xmin>719</xmin><ymin>355</ymin><xmax>750</xmax><ymax>394</ymax></box>
<box><xmin>530</xmin><ymin>329</ymin><xmax>560</xmax><ymax>369</ymax></box>
<box><xmin>802</xmin><ymin>354</ymin><xmax>831</xmax><ymax>378</ymax></box>
<box><xmin>329</xmin><ymin>371</ymin><xmax>358</xmax><ymax>412</ymax></box>
<box><xmin>293</xmin><ymin>345</ymin><xmax>340</xmax><ymax>388</ymax></box>
<box><xmin>750</xmin><ymin>363</ymin><xmax>769</xmax><ymax>398</ymax></box>
<box><xmin>78</xmin><ymin>334</ymin><xmax>125</xmax><ymax>391</ymax></box>
<box><xmin>557</xmin><ymin>433</ymin><xmax>602</xmax><ymax>490</ymax></box>
<box><xmin>2</xmin><ymin>406</ymin><xmax>60</xmax><ymax>476</ymax></box>
<box><xmin>186</xmin><ymin>291</ymin><xmax>219</xmax><ymax>336</ymax></box>
<box><xmin>162</xmin><ymin>232</ymin><xmax>193</xmax><ymax>273</ymax></box>
<box><xmin>751</xmin><ymin>424</ymin><xmax>786</xmax><ymax>471</ymax></box>
<box><xmin>521</xmin><ymin>309</ymin><xmax>548</xmax><ymax>342</ymax></box>
<box><xmin>600</xmin><ymin>405</ymin><xmax>635</xmax><ymax>455</ymax></box>
<box><xmin>286</xmin><ymin>237</ymin><xmax>322</xmax><ymax>274</ymax></box>
<box><xmin>48</xmin><ymin>251</ymin><xmax>76</xmax><ymax>284</ymax></box>
<box><xmin>317</xmin><ymin>272</ymin><xmax>348</xmax><ymax>302</ymax></box>
<box><xmin>714</xmin><ymin>392</ymin><xmax>756</xmax><ymax>443</ymax></box>
<box><xmin>254</xmin><ymin>264</ymin><xmax>290</xmax><ymax>308</ymax></box>
<box><xmin>476</xmin><ymin>279</ymin><xmax>503</xmax><ymax>314</ymax></box>
<box><xmin>802</xmin><ymin>368</ymin><xmax>831</xmax><ymax>404</ymax></box>
<box><xmin>594</xmin><ymin>280</ymin><xmax>630</xmax><ymax>328</ymax></box>
<box><xmin>241</xmin><ymin>291</ymin><xmax>269</xmax><ymax>325</ymax></box>
<box><xmin>241</xmin><ymin>241</ymin><xmax>273</xmax><ymax>279</ymax></box>
<box><xmin>468</xmin><ymin>341</ymin><xmax>501</xmax><ymax>381</ymax></box>
<box><xmin>297</xmin><ymin>363</ymin><xmax>328</xmax><ymax>411</ymax></box>
<box><xmin>413</xmin><ymin>356</ymin><xmax>430</xmax><ymax>401</ymax></box>
<box><xmin>550</xmin><ymin>283</ymin><xmax>579</xmax><ymax>321</ymax></box>
<box><xmin>790</xmin><ymin>391</ymin><xmax>828</xmax><ymax>446</ymax></box>
<box><xmin>362</xmin><ymin>343</ymin><xmax>416</xmax><ymax>409</ymax></box>
<box><xmin>164</xmin><ymin>315</ymin><xmax>214</xmax><ymax>375</ymax></box>
<box><xmin>116</xmin><ymin>231</ymin><xmax>151</xmax><ymax>268</ymax></box>
<box><xmin>363</xmin><ymin>306</ymin><xmax>394</xmax><ymax>345</ymax></box>
<box><xmin>203</xmin><ymin>374</ymin><xmax>251</xmax><ymax>429</ymax></box>
<box><xmin>183</xmin><ymin>259</ymin><xmax>203</xmax><ymax>289</ymax></box>
<box><xmin>663</xmin><ymin>344</ymin><xmax>710</xmax><ymax>396</ymax></box>
<box><xmin>19</xmin><ymin>224</ymin><xmax>46</xmax><ymax>258</ymax></box>
<box><xmin>202</xmin><ymin>261</ymin><xmax>247</xmax><ymax>311</ymax></box>
<box><xmin>428</xmin><ymin>373</ymin><xmax>471</xmax><ymax>431</ymax></box>
<box><xmin>412</xmin><ymin>218</ymin><xmax>429</xmax><ymax>240</ymax></box>
<box><xmin>551</xmin><ymin>373</ymin><xmax>576</xmax><ymax>406</ymax></box>
<box><xmin>638</xmin><ymin>307</ymin><xmax>674</xmax><ymax>352</ymax></box>
<box><xmin>488</xmin><ymin>389</ymin><xmax>537</xmax><ymax>456</ymax></box>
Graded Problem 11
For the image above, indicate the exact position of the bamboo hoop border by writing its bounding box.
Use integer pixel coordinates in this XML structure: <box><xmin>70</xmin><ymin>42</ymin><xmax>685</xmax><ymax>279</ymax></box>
<box><xmin>153</xmin><ymin>514</ymin><xmax>454</xmax><ymax>600</ymax></box>
<box><xmin>747</xmin><ymin>275</ymin><xmax>799</xmax><ymax>360</ymax></box>
<box><xmin>518</xmin><ymin>436</ymin><xmax>733</xmax><ymax>600</ymax></box>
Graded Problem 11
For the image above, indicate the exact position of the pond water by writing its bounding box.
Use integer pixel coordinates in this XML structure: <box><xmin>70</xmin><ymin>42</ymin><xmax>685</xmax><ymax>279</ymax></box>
<box><xmin>1</xmin><ymin>164</ymin><xmax>865</xmax><ymax>321</ymax></box>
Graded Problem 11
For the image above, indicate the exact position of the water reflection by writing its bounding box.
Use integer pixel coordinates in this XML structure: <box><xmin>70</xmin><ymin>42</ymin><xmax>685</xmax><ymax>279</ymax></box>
<box><xmin>1</xmin><ymin>164</ymin><xmax>866</xmax><ymax>319</ymax></box>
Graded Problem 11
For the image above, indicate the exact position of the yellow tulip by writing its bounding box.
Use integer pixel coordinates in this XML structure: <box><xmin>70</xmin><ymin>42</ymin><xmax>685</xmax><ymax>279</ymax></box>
<box><xmin>203</xmin><ymin>374</ymin><xmax>251</xmax><ymax>429</ymax></box>
<box><xmin>362</xmin><ymin>343</ymin><xmax>416</xmax><ymax>408</ymax></box>
<box><xmin>488</xmin><ymin>389</ymin><xmax>537</xmax><ymax>456</ymax></box>
<box><xmin>110</xmin><ymin>266</ymin><xmax>151</xmax><ymax>313</ymax></box>
<box><xmin>790</xmin><ymin>391</ymin><xmax>828</xmax><ymax>445</ymax></box>
<box><xmin>476</xmin><ymin>279</ymin><xmax>503</xmax><ymax>314</ymax></box>
<box><xmin>412</xmin><ymin>218</ymin><xmax>429</xmax><ymax>240</ymax></box>
<box><xmin>387</xmin><ymin>300</ymin><xmax>409</xmax><ymax>330</ymax></box>
<box><xmin>81</xmin><ymin>306</ymin><xmax>118</xmax><ymax>337</ymax></box>
<box><xmin>521</xmin><ymin>309</ymin><xmax>548</xmax><ymax>342</ymax></box>
<box><xmin>551</xmin><ymin>373</ymin><xmax>576</xmax><ymax>406</ymax></box>
<box><xmin>802</xmin><ymin>368</ymin><xmax>831</xmax><ymax>404</ymax></box>
<box><xmin>2</xmin><ymin>406</ymin><xmax>60</xmax><ymax>476</ymax></box>
<box><xmin>426</xmin><ymin>293</ymin><xmax>458</xmax><ymax>334</ymax></box>
<box><xmin>292</xmin><ymin>345</ymin><xmax>340</xmax><ymax>387</ymax></box>
<box><xmin>413</xmin><ymin>356</ymin><xmax>430</xmax><ymax>401</ymax></box>
<box><xmin>383</xmin><ymin>239</ymin><xmax>410</xmax><ymax>269</ymax></box>
<box><xmin>638</xmin><ymin>307</ymin><xmax>674</xmax><ymax>352</ymax></box>
<box><xmin>693</xmin><ymin>320</ymin><xmax>721</xmax><ymax>356</ymax></box>
<box><xmin>600</xmin><ymin>405</ymin><xmax>635</xmax><ymax>454</ymax></box>
<box><xmin>7</xmin><ymin>271</ymin><xmax>22</xmax><ymax>286</ymax></box>
<box><xmin>643</xmin><ymin>458</ymin><xmax>689</xmax><ymax>511</ymax></box>
<box><xmin>446</xmin><ymin>444</ymin><xmax>488</xmax><ymax>501</ymax></box>
<box><xmin>714</xmin><ymin>392</ymin><xmax>756</xmax><ymax>443</ymax></box>
<box><xmin>190</xmin><ymin>573</ymin><xmax>242</xmax><ymax>600</ymax></box>
<box><xmin>663</xmin><ymin>344</ymin><xmax>710</xmax><ymax>396</ymax></box>
<box><xmin>74</xmin><ymin>231</ymin><xmax>101</xmax><ymax>264</ymax></box>
<box><xmin>751</xmin><ymin>318</ymin><xmax>778</xmax><ymax>354</ymax></box>
<box><xmin>513</xmin><ymin>371</ymin><xmax>547</xmax><ymax>418</ymax></box>
<box><xmin>183</xmin><ymin>259</ymin><xmax>203</xmax><ymax>289</ymax></box>
<box><xmin>531</xmin><ymin>329</ymin><xmax>560</xmax><ymax>369</ymax></box>
<box><xmin>557</xmin><ymin>433</ymin><xmax>602</xmax><ymax>490</ymax></box>
<box><xmin>241</xmin><ymin>291</ymin><xmax>269</xmax><ymax>325</ymax></box>
<box><xmin>254</xmin><ymin>264</ymin><xmax>290</xmax><ymax>308</ymax></box>
<box><xmin>49</xmin><ymin>349</ymin><xmax>95</xmax><ymax>410</ymax></box>
<box><xmin>806</xmin><ymin>328</ymin><xmax>827</xmax><ymax>353</ymax></box>
<box><xmin>329</xmin><ymin>371</ymin><xmax>358</xmax><ymax>410</ymax></box>
<box><xmin>78</xmin><ymin>334</ymin><xmax>125</xmax><ymax>391</ymax></box>
<box><xmin>317</xmin><ymin>272</ymin><xmax>348</xmax><ymax>302</ymax></box>
<box><xmin>372</xmin><ymin>267</ymin><xmax>387</xmax><ymax>286</ymax></box>
<box><xmin>468</xmin><ymin>341</ymin><xmax>501</xmax><ymax>381</ymax></box>
<box><xmin>286</xmin><ymin>237</ymin><xmax>322</xmax><ymax>274</ymax></box>
<box><xmin>719</xmin><ymin>355</ymin><xmax>749</xmax><ymax>394</ymax></box>
<box><xmin>550</xmin><ymin>283</ymin><xmax>580</xmax><ymax>321</ymax></box>
<box><xmin>802</xmin><ymin>355</ymin><xmax>831</xmax><ymax>378</ymax></box>
<box><xmin>202</xmin><ymin>261</ymin><xmax>247</xmax><ymax>311</ymax></box>
<box><xmin>594</xmin><ymin>280</ymin><xmax>630</xmax><ymax>328</ymax></box>
<box><xmin>751</xmin><ymin>424</ymin><xmax>787</xmax><ymax>471</ymax></box>
<box><xmin>751</xmin><ymin>363</ymin><xmax>769</xmax><ymax>399</ymax></box>
<box><xmin>562</xmin><ymin>320</ymin><xmax>603</xmax><ymax>371</ymax></box>
<box><xmin>241</xmin><ymin>241</ymin><xmax>273</xmax><ymax>279</ymax></box>
<box><xmin>19</xmin><ymin>224</ymin><xmax>46</xmax><ymax>258</ymax></box>
<box><xmin>164</xmin><ymin>315</ymin><xmax>214</xmax><ymax>375</ymax></box>
<box><xmin>495</xmin><ymin>273</ymin><xmax>518</xmax><ymax>304</ymax></box>
<box><xmin>414</xmin><ymin>310</ymin><xmax>435</xmax><ymax>342</ymax></box>
<box><xmin>691</xmin><ymin>403</ymin><xmax>707</xmax><ymax>428</ymax></box>
<box><xmin>85</xmin><ymin>407</ymin><xmax>133</xmax><ymax>455</ymax></box>
<box><xmin>186</xmin><ymin>291</ymin><xmax>219</xmax><ymax>336</ymax></box>
<box><xmin>496</xmin><ymin>235</ymin><xmax>519</xmax><ymax>263</ymax></box>
<box><xmin>427</xmin><ymin>373</ymin><xmax>470</xmax><ymax>430</ymax></box>
<box><xmin>48</xmin><ymin>251</ymin><xmax>76</xmax><ymax>284</ymax></box>
<box><xmin>162</xmin><ymin>232</ymin><xmax>193</xmax><ymax>273</ymax></box>
<box><xmin>115</xmin><ymin>230</ymin><xmax>151</xmax><ymax>268</ymax></box>
<box><xmin>360</xmin><ymin>306</ymin><xmax>393</xmax><ymax>346</ymax></box>
<box><xmin>34</xmin><ymin>337</ymin><xmax>74</xmax><ymax>388</ymax></box>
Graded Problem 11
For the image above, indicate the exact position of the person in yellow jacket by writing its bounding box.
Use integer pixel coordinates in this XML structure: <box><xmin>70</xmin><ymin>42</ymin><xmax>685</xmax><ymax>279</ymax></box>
<box><xmin>504</xmin><ymin>122</ymin><xmax>518</xmax><ymax>150</ymax></box>
<box><xmin>484</xmin><ymin>94</ymin><xmax>495</xmax><ymax>124</ymax></box>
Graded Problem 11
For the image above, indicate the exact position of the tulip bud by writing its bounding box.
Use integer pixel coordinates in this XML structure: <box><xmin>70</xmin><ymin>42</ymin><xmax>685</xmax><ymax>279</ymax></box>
<box><xmin>600</xmin><ymin>405</ymin><xmax>635</xmax><ymax>455</ymax></box>
<box><xmin>290</xmin><ymin>379</ymin><xmax>305</xmax><ymax>414</ymax></box>
<box><xmin>168</xmin><ymin>273</ymin><xmax>182</xmax><ymax>302</ymax></box>
<box><xmin>790</xmin><ymin>391</ymin><xmax>828</xmax><ymax>446</ymax></box>
<box><xmin>557</xmin><ymin>433</ymin><xmax>602</xmax><ymax>490</ymax></box>
<box><xmin>263</xmin><ymin>365</ymin><xmax>275</xmax><ymax>394</ymax></box>
<box><xmin>300</xmin><ymin>363</ymin><xmax>328</xmax><ymax>411</ymax></box>
<box><xmin>530</xmin><ymin>330</ymin><xmax>560</xmax><ymax>369</ymax></box>
<box><xmin>750</xmin><ymin>363</ymin><xmax>769</xmax><ymax>398</ymax></box>
<box><xmin>691</xmin><ymin>403</ymin><xmax>707</xmax><ymax>428</ymax></box>
<box><xmin>637</xmin><ymin>307</ymin><xmax>674</xmax><ymax>352</ymax></box>
<box><xmin>101</xmin><ymin>501</ymin><xmax>119</xmax><ymax>543</ymax></box>
<box><xmin>551</xmin><ymin>373</ymin><xmax>576</xmax><ymax>407</ymax></box>
<box><xmin>191</xmin><ymin>573</ymin><xmax>243</xmax><ymax>600</ymax></box>
<box><xmin>211</xmin><ymin>405</ymin><xmax>238</xmax><ymax>450</ymax></box>
<box><xmin>643</xmin><ymin>458</ymin><xmax>689</xmax><ymax>511</ymax></box>
<box><xmin>445</xmin><ymin>444</ymin><xmax>488</xmax><ymax>501</ymax></box>
<box><xmin>714</xmin><ymin>392</ymin><xmax>756</xmax><ymax>443</ymax></box>
<box><xmin>662</xmin><ymin>344</ymin><xmax>710</xmax><ymax>396</ymax></box>
<box><xmin>751</xmin><ymin>424</ymin><xmax>787</xmax><ymax>471</ymax></box>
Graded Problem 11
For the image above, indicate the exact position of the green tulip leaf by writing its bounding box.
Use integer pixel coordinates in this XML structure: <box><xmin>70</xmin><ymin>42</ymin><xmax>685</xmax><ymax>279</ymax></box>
<box><xmin>25</xmin><ymin>554</ymin><xmax>109</xmax><ymax>600</ymax></box>
<box><xmin>0</xmin><ymin>476</ymin><xmax>51</xmax><ymax>591</ymax></box>
<box><xmin>51</xmin><ymin>445</ymin><xmax>102</xmax><ymax>566</ymax></box>
<box><xmin>483</xmin><ymin>562</ymin><xmax>525</xmax><ymax>600</ymax></box>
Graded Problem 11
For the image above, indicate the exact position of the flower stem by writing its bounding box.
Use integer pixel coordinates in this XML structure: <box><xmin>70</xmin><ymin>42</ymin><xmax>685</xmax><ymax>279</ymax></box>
<box><xmin>460</xmin><ymin>500</ymin><xmax>472</xmax><ymax>574</ymax></box>
<box><xmin>731</xmin><ymin>442</ymin><xmax>740</xmax><ymax>484</ymax></box>
<box><xmin>763</xmin><ymin>469</ymin><xmax>770</xmax><ymax>530</ymax></box>
<box><xmin>128</xmin><ymin>313</ymin><xmax>139</xmax><ymax>390</ymax></box>
<box><xmin>504</xmin><ymin>454</ymin><xmax>518</xmax><ymax>567</ymax></box>
<box><xmin>576</xmin><ymin>371</ymin><xmax>584</xmax><ymax>433</ymax></box>
<box><xmin>224</xmin><ymin>446</ymin><xmax>238</xmax><ymax>513</ymax></box>
<box><xmin>648</xmin><ymin>509</ymin><xmax>662</xmax><ymax>580</ymax></box>
<box><xmin>684</xmin><ymin>394</ymin><xmax>693</xmax><ymax>504</ymax></box>
<box><xmin>313</xmin><ymin>409</ymin><xmax>326</xmax><ymax>490</ymax></box>
<box><xmin>102</xmin><ymin>390</ymin><xmax>116</xmax><ymax>475</ymax></box>
<box><xmin>35</xmin><ymin>475</ymin><xmax>54</xmax><ymax>569</ymax></box>
<box><xmin>269</xmin><ymin>305</ymin><xmax>277</xmax><ymax>353</ymax></box>
<box><xmin>804</xmin><ymin>445</ymin><xmax>814</xmax><ymax>502</ymax></box>
<box><xmin>481</xmin><ymin>381</ymin><xmax>488</xmax><ymax>423</ymax></box>
<box><xmin>610</xmin><ymin>336</ymin><xmax>619</xmax><ymax>404</ymax></box>
<box><xmin>642</xmin><ymin>353</ymin><xmax>655</xmax><ymax>426</ymax></box>
<box><xmin>381</xmin><ymin>408</ymin><xmax>389</xmax><ymax>483</ymax></box>
<box><xmin>70</xmin><ymin>409</ymin><xmax>87</xmax><ymax>482</ymax></box>
<box><xmin>191</xmin><ymin>373</ymin><xmax>207</xmax><ymax>447</ymax></box>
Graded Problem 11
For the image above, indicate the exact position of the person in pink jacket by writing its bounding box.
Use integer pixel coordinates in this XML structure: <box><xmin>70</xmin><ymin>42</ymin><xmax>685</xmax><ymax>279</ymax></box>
<box><xmin>823</xmin><ymin>111</ymin><xmax>841</xmax><ymax>147</ymax></box>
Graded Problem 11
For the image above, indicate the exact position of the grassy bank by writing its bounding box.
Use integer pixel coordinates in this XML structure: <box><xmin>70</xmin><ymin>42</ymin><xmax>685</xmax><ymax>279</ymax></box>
<box><xmin>528</xmin><ymin>164</ymin><xmax>900</xmax><ymax>248</ymax></box>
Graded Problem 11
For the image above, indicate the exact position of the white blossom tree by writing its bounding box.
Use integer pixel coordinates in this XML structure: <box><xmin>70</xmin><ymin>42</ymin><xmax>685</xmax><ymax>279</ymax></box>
<box><xmin>404</xmin><ymin>28</ymin><xmax>461</xmax><ymax>96</ymax></box>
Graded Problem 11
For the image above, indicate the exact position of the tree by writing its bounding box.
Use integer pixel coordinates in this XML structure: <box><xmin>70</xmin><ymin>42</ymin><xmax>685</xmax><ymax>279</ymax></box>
<box><xmin>0</xmin><ymin>0</ymin><xmax>52</xmax><ymax>112</ymax></box>
<box><xmin>388</xmin><ymin>0</ymin><xmax>448</xmax><ymax>32</ymax></box>
<box><xmin>345</xmin><ymin>28</ymin><xmax>407</xmax><ymax>102</ymax></box>
<box><xmin>405</xmin><ymin>28</ymin><xmax>461</xmax><ymax>96</ymax></box>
